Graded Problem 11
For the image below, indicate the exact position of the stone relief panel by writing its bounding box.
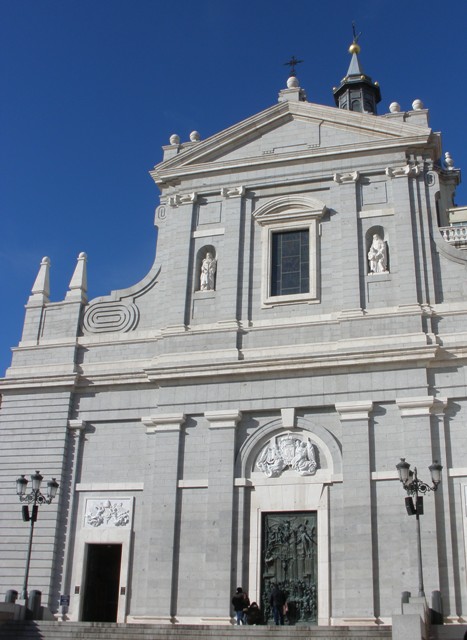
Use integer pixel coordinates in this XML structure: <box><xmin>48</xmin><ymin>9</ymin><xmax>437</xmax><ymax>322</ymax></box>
<box><xmin>84</xmin><ymin>499</ymin><xmax>132</xmax><ymax>528</ymax></box>
<box><xmin>256</xmin><ymin>434</ymin><xmax>318</xmax><ymax>478</ymax></box>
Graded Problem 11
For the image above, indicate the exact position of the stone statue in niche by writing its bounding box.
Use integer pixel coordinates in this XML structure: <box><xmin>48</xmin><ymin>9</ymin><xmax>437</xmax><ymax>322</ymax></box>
<box><xmin>367</xmin><ymin>233</ymin><xmax>388</xmax><ymax>274</ymax></box>
<box><xmin>200</xmin><ymin>252</ymin><xmax>217</xmax><ymax>290</ymax></box>
<box><xmin>257</xmin><ymin>434</ymin><xmax>318</xmax><ymax>478</ymax></box>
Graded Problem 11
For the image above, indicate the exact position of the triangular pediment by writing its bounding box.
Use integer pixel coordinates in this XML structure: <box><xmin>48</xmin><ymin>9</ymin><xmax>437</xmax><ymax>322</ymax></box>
<box><xmin>151</xmin><ymin>100</ymin><xmax>433</xmax><ymax>184</ymax></box>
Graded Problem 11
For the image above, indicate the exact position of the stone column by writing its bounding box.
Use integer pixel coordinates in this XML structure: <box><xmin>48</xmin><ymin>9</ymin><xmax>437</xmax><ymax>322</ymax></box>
<box><xmin>141</xmin><ymin>413</ymin><xmax>185</xmax><ymax>620</ymax></box>
<box><xmin>204</xmin><ymin>409</ymin><xmax>242</xmax><ymax>621</ymax></box>
<box><xmin>336</xmin><ymin>400</ymin><xmax>375</xmax><ymax>623</ymax></box>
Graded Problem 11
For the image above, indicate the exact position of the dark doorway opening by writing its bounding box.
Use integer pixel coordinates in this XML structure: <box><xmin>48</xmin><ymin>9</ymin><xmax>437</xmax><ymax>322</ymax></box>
<box><xmin>82</xmin><ymin>544</ymin><xmax>122</xmax><ymax>622</ymax></box>
<box><xmin>261</xmin><ymin>511</ymin><xmax>317</xmax><ymax>625</ymax></box>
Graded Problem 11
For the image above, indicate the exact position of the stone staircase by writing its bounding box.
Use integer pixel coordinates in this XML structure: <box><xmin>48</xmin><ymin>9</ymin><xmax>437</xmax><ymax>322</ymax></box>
<box><xmin>0</xmin><ymin>621</ymin><xmax>394</xmax><ymax>640</ymax></box>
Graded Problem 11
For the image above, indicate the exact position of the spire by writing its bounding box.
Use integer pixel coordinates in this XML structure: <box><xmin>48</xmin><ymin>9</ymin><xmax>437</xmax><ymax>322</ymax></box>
<box><xmin>28</xmin><ymin>256</ymin><xmax>50</xmax><ymax>304</ymax></box>
<box><xmin>332</xmin><ymin>27</ymin><xmax>381</xmax><ymax>114</ymax></box>
<box><xmin>66</xmin><ymin>252</ymin><xmax>88</xmax><ymax>303</ymax></box>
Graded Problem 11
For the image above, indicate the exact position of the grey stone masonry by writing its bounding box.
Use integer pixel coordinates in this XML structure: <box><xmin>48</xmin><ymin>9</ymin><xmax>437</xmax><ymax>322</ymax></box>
<box><xmin>1</xmin><ymin>67</ymin><xmax>467</xmax><ymax>634</ymax></box>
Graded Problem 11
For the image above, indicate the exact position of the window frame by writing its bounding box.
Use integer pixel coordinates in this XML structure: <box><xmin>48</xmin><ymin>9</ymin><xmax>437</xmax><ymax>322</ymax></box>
<box><xmin>253</xmin><ymin>196</ymin><xmax>326</xmax><ymax>307</ymax></box>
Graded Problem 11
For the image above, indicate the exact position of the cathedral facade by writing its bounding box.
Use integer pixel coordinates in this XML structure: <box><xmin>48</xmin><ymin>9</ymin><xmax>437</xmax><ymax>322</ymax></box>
<box><xmin>1</xmin><ymin>43</ymin><xmax>467</xmax><ymax>629</ymax></box>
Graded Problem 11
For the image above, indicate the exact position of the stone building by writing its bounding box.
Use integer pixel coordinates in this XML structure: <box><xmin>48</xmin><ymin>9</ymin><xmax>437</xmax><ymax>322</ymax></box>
<box><xmin>1</xmin><ymin>41</ymin><xmax>466</xmax><ymax>629</ymax></box>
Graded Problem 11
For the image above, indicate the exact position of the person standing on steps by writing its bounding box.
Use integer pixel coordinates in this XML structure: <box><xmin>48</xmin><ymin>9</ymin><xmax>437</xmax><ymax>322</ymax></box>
<box><xmin>232</xmin><ymin>587</ymin><xmax>249</xmax><ymax>625</ymax></box>
<box><xmin>269</xmin><ymin>583</ymin><xmax>287</xmax><ymax>625</ymax></box>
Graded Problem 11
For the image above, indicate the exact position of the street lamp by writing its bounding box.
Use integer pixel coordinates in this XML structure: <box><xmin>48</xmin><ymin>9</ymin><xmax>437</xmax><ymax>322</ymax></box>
<box><xmin>16</xmin><ymin>471</ymin><xmax>59</xmax><ymax>605</ymax></box>
<box><xmin>396</xmin><ymin>458</ymin><xmax>442</xmax><ymax>598</ymax></box>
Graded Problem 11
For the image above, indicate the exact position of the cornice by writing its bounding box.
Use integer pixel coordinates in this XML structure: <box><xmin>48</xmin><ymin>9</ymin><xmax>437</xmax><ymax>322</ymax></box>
<box><xmin>154</xmin><ymin>99</ymin><xmax>431</xmax><ymax>174</ymax></box>
<box><xmin>144</xmin><ymin>344</ymin><xmax>439</xmax><ymax>385</ymax></box>
<box><xmin>152</xmin><ymin>134</ymin><xmax>433</xmax><ymax>186</ymax></box>
<box><xmin>0</xmin><ymin>373</ymin><xmax>79</xmax><ymax>392</ymax></box>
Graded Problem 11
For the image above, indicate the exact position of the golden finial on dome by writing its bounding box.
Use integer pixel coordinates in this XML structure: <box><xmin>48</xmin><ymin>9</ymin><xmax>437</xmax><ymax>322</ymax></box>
<box><xmin>349</xmin><ymin>21</ymin><xmax>362</xmax><ymax>55</ymax></box>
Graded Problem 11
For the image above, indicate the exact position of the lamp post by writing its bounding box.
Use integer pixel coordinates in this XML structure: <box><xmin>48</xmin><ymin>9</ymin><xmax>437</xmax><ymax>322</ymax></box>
<box><xmin>396</xmin><ymin>458</ymin><xmax>442</xmax><ymax>598</ymax></box>
<box><xmin>16</xmin><ymin>471</ymin><xmax>59</xmax><ymax>605</ymax></box>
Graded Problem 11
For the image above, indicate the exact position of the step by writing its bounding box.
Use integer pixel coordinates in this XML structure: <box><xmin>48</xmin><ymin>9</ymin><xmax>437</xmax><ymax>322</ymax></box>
<box><xmin>0</xmin><ymin>621</ymin><xmax>393</xmax><ymax>640</ymax></box>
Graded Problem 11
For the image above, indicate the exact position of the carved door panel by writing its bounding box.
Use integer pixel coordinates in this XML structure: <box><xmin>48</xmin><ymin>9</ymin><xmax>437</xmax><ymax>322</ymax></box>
<box><xmin>261</xmin><ymin>512</ymin><xmax>317</xmax><ymax>625</ymax></box>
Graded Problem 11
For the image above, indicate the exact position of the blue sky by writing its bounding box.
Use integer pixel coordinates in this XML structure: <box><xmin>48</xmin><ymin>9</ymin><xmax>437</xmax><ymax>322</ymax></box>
<box><xmin>1</xmin><ymin>0</ymin><xmax>466</xmax><ymax>376</ymax></box>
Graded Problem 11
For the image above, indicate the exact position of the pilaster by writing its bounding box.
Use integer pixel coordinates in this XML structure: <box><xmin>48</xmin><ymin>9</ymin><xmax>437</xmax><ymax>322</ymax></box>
<box><xmin>395</xmin><ymin>396</ymin><xmax>443</xmax><ymax>596</ymax></box>
<box><xmin>141</xmin><ymin>413</ymin><xmax>186</xmax><ymax>620</ymax></box>
<box><xmin>204</xmin><ymin>410</ymin><xmax>242</xmax><ymax>620</ymax></box>
<box><xmin>336</xmin><ymin>400</ymin><xmax>376</xmax><ymax>622</ymax></box>
<box><xmin>60</xmin><ymin>420</ymin><xmax>86</xmax><ymax>618</ymax></box>
<box><xmin>389</xmin><ymin>175</ymin><xmax>420</xmax><ymax>306</ymax></box>
<box><xmin>334</xmin><ymin>178</ymin><xmax>363</xmax><ymax>314</ymax></box>
<box><xmin>215</xmin><ymin>188</ymin><xmax>244</xmax><ymax>322</ymax></box>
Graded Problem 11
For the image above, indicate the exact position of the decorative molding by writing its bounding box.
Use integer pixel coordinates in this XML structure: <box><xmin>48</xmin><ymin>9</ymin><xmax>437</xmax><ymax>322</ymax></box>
<box><xmin>192</xmin><ymin>227</ymin><xmax>225</xmax><ymax>238</ymax></box>
<box><xmin>178</xmin><ymin>479</ymin><xmax>209</xmax><ymax>488</ymax></box>
<box><xmin>205</xmin><ymin>409</ymin><xmax>242</xmax><ymax>429</ymax></box>
<box><xmin>396</xmin><ymin>396</ymin><xmax>446</xmax><ymax>417</ymax></box>
<box><xmin>155</xmin><ymin>204</ymin><xmax>167</xmax><ymax>221</ymax></box>
<box><xmin>335</xmin><ymin>401</ymin><xmax>373</xmax><ymax>421</ymax></box>
<box><xmin>333</xmin><ymin>171</ymin><xmax>360</xmax><ymax>184</ymax></box>
<box><xmin>168</xmin><ymin>192</ymin><xmax>197</xmax><ymax>207</ymax></box>
<box><xmin>68</xmin><ymin>420</ymin><xmax>86</xmax><ymax>431</ymax></box>
<box><xmin>82</xmin><ymin>301</ymin><xmax>139</xmax><ymax>334</ymax></box>
<box><xmin>281</xmin><ymin>407</ymin><xmax>295</xmax><ymax>429</ymax></box>
<box><xmin>448</xmin><ymin>468</ymin><xmax>467</xmax><ymax>478</ymax></box>
<box><xmin>252</xmin><ymin>194</ymin><xmax>327</xmax><ymax>226</ymax></box>
<box><xmin>142</xmin><ymin>413</ymin><xmax>186</xmax><ymax>433</ymax></box>
<box><xmin>358</xmin><ymin>208</ymin><xmax>394</xmax><ymax>219</ymax></box>
<box><xmin>385</xmin><ymin>164</ymin><xmax>421</xmax><ymax>178</ymax></box>
<box><xmin>221</xmin><ymin>185</ymin><xmax>245</xmax><ymax>198</ymax></box>
<box><xmin>76</xmin><ymin>483</ymin><xmax>144</xmax><ymax>491</ymax></box>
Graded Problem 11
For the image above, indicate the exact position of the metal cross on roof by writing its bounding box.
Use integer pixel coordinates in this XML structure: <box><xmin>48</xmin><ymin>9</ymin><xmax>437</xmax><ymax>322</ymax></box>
<box><xmin>352</xmin><ymin>21</ymin><xmax>362</xmax><ymax>44</ymax></box>
<box><xmin>284</xmin><ymin>56</ymin><xmax>303</xmax><ymax>77</ymax></box>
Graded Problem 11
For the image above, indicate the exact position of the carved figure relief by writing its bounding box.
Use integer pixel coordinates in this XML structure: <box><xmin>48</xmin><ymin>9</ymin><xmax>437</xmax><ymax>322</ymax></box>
<box><xmin>200</xmin><ymin>252</ymin><xmax>217</xmax><ymax>291</ymax></box>
<box><xmin>85</xmin><ymin>499</ymin><xmax>131</xmax><ymax>528</ymax></box>
<box><xmin>257</xmin><ymin>435</ymin><xmax>318</xmax><ymax>477</ymax></box>
<box><xmin>367</xmin><ymin>233</ymin><xmax>388</xmax><ymax>274</ymax></box>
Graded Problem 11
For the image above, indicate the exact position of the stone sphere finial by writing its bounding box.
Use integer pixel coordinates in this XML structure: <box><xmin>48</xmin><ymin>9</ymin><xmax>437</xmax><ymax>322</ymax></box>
<box><xmin>445</xmin><ymin>152</ymin><xmax>455</xmax><ymax>170</ymax></box>
<box><xmin>169</xmin><ymin>134</ymin><xmax>180</xmax><ymax>146</ymax></box>
<box><xmin>389</xmin><ymin>102</ymin><xmax>401</xmax><ymax>113</ymax></box>
<box><xmin>412</xmin><ymin>99</ymin><xmax>424</xmax><ymax>111</ymax></box>
<box><xmin>78</xmin><ymin>252</ymin><xmax>87</xmax><ymax>259</ymax></box>
<box><xmin>189</xmin><ymin>131</ymin><xmax>200</xmax><ymax>142</ymax></box>
<box><xmin>287</xmin><ymin>76</ymin><xmax>299</xmax><ymax>89</ymax></box>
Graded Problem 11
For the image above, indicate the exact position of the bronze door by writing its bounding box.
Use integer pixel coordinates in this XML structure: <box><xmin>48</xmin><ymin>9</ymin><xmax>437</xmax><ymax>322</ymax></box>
<box><xmin>261</xmin><ymin>512</ymin><xmax>317</xmax><ymax>625</ymax></box>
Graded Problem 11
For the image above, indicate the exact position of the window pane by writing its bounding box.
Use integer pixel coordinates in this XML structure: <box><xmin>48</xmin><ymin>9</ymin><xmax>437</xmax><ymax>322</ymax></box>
<box><xmin>271</xmin><ymin>229</ymin><xmax>309</xmax><ymax>296</ymax></box>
